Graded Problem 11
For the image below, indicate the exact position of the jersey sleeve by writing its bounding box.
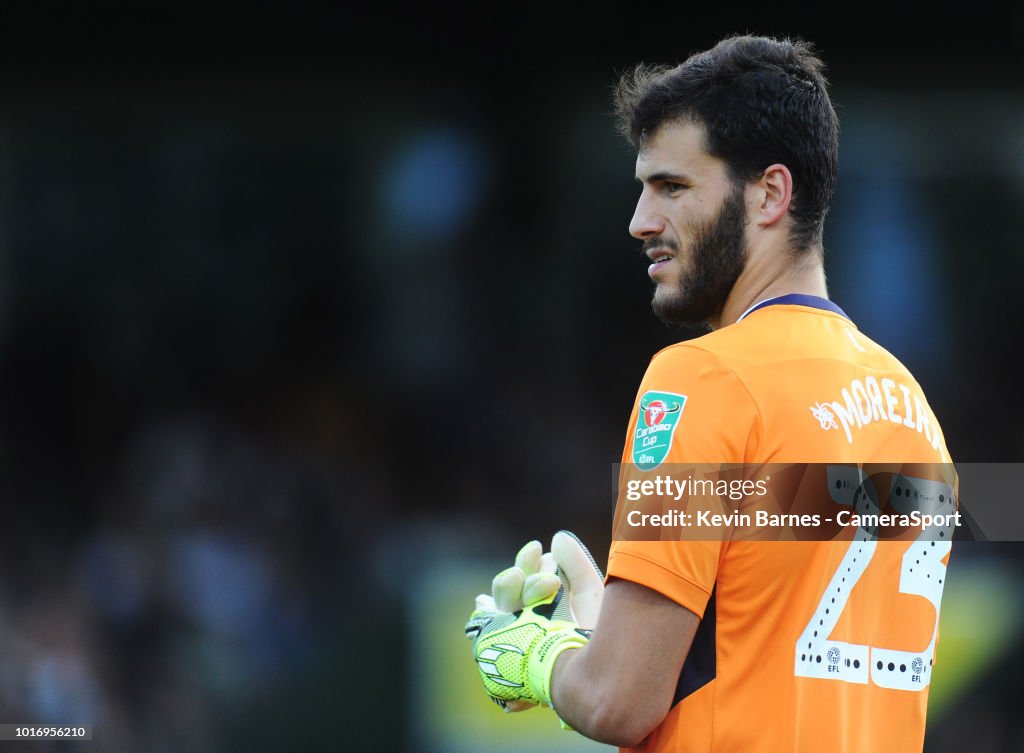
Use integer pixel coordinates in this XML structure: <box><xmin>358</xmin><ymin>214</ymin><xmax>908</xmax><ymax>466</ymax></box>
<box><xmin>607</xmin><ymin>343</ymin><xmax>760</xmax><ymax>617</ymax></box>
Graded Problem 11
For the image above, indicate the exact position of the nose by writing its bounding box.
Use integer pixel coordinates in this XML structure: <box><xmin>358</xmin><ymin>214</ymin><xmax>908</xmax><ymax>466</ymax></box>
<box><xmin>629</xmin><ymin>189</ymin><xmax>664</xmax><ymax>240</ymax></box>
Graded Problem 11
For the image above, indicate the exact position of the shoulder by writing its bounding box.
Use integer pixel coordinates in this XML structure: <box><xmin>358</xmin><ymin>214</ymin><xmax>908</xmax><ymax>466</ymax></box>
<box><xmin>631</xmin><ymin>337</ymin><xmax>761</xmax><ymax>465</ymax></box>
<box><xmin>649</xmin><ymin>326</ymin><xmax>742</xmax><ymax>370</ymax></box>
<box><xmin>643</xmin><ymin>330</ymin><xmax>757</xmax><ymax>396</ymax></box>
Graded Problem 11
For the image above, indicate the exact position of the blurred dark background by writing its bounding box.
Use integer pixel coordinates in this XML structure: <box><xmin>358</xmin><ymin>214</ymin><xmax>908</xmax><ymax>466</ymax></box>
<box><xmin>0</xmin><ymin>6</ymin><xmax>1021</xmax><ymax>752</ymax></box>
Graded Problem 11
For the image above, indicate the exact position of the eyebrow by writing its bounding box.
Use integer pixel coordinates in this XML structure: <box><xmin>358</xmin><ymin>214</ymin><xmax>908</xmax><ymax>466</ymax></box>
<box><xmin>636</xmin><ymin>171</ymin><xmax>692</xmax><ymax>185</ymax></box>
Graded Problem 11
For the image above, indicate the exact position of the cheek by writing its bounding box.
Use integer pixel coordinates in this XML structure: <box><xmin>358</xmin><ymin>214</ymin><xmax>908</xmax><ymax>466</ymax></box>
<box><xmin>674</xmin><ymin>208</ymin><xmax>707</xmax><ymax>239</ymax></box>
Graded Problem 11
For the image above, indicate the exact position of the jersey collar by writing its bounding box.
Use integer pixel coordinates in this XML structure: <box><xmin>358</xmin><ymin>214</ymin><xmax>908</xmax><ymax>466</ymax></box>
<box><xmin>736</xmin><ymin>294</ymin><xmax>850</xmax><ymax>323</ymax></box>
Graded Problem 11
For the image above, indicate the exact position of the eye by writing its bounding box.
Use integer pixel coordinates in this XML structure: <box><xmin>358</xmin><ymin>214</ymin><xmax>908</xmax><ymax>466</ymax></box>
<box><xmin>665</xmin><ymin>182</ymin><xmax>686</xmax><ymax>194</ymax></box>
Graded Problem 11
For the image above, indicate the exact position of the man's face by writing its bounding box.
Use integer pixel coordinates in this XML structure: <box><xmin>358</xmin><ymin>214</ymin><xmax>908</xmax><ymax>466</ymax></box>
<box><xmin>629</xmin><ymin>122</ymin><xmax>749</xmax><ymax>327</ymax></box>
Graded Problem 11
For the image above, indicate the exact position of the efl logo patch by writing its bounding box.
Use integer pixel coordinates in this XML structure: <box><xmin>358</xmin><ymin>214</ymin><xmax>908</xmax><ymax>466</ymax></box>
<box><xmin>632</xmin><ymin>391</ymin><xmax>687</xmax><ymax>471</ymax></box>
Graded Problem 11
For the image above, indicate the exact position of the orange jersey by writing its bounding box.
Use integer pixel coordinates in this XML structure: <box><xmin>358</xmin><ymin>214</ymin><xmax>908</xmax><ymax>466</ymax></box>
<box><xmin>607</xmin><ymin>296</ymin><xmax>954</xmax><ymax>753</ymax></box>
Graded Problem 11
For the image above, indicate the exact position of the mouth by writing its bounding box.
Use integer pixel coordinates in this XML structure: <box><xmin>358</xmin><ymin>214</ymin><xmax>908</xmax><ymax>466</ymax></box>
<box><xmin>646</xmin><ymin>248</ymin><xmax>675</xmax><ymax>277</ymax></box>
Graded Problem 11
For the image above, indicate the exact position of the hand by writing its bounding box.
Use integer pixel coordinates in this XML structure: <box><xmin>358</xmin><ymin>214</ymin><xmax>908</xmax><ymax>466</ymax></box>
<box><xmin>470</xmin><ymin>586</ymin><xmax>590</xmax><ymax>709</ymax></box>
<box><xmin>465</xmin><ymin>540</ymin><xmax>562</xmax><ymax>711</ymax></box>
<box><xmin>465</xmin><ymin>533</ymin><xmax>605</xmax><ymax>714</ymax></box>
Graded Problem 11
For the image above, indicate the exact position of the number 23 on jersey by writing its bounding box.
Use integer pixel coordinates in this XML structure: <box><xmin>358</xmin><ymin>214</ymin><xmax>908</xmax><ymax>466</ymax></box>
<box><xmin>795</xmin><ymin>466</ymin><xmax>954</xmax><ymax>691</ymax></box>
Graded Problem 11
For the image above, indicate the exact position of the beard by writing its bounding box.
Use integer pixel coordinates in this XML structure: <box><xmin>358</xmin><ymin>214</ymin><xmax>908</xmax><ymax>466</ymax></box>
<box><xmin>648</xmin><ymin>182</ymin><xmax>748</xmax><ymax>327</ymax></box>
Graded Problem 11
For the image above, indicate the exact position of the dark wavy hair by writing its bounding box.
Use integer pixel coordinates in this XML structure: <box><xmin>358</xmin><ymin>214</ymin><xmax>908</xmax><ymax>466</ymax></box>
<box><xmin>614</xmin><ymin>35</ymin><xmax>839</xmax><ymax>252</ymax></box>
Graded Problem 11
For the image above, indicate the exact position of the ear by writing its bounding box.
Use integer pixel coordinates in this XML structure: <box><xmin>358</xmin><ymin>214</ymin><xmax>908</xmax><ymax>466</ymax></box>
<box><xmin>751</xmin><ymin>163</ymin><xmax>793</xmax><ymax>228</ymax></box>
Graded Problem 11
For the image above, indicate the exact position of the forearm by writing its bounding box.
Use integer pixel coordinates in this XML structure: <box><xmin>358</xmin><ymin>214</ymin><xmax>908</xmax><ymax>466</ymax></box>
<box><xmin>551</xmin><ymin>644</ymin><xmax>656</xmax><ymax>747</ymax></box>
<box><xmin>547</xmin><ymin>579</ymin><xmax>700</xmax><ymax>747</ymax></box>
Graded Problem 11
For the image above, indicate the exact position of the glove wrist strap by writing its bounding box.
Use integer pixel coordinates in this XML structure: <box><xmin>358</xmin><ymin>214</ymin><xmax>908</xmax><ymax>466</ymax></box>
<box><xmin>526</xmin><ymin>626</ymin><xmax>589</xmax><ymax>707</ymax></box>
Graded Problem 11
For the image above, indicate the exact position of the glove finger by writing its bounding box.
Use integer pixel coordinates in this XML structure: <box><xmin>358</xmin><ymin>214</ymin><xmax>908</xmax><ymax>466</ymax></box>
<box><xmin>539</xmin><ymin>551</ymin><xmax>557</xmax><ymax>576</ymax></box>
<box><xmin>522</xmin><ymin>572</ymin><xmax>561</xmax><ymax>606</ymax></box>
<box><xmin>552</xmin><ymin>530</ymin><xmax>605</xmax><ymax>628</ymax></box>
<box><xmin>514</xmin><ymin>540</ymin><xmax>543</xmax><ymax>578</ymax></box>
<box><xmin>552</xmin><ymin>531</ymin><xmax>604</xmax><ymax>586</ymax></box>
<box><xmin>493</xmin><ymin>567</ymin><xmax>525</xmax><ymax>612</ymax></box>
<box><xmin>475</xmin><ymin>593</ymin><xmax>497</xmax><ymax>613</ymax></box>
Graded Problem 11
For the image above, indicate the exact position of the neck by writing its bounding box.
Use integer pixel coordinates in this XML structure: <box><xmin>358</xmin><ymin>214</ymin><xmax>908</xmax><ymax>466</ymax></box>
<box><xmin>709</xmin><ymin>248</ymin><xmax>828</xmax><ymax>330</ymax></box>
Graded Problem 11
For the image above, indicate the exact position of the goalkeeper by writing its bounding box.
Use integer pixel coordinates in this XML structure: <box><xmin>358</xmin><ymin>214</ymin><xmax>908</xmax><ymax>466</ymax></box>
<box><xmin>466</xmin><ymin>33</ymin><xmax>954</xmax><ymax>753</ymax></box>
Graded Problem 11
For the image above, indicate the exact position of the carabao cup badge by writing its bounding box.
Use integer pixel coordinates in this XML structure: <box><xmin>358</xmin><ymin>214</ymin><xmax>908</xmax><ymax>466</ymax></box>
<box><xmin>632</xmin><ymin>391</ymin><xmax>687</xmax><ymax>471</ymax></box>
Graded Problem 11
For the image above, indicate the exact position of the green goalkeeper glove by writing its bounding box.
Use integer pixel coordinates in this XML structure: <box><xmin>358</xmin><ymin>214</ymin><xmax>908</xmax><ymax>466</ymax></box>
<box><xmin>466</xmin><ymin>532</ymin><xmax>604</xmax><ymax>714</ymax></box>
<box><xmin>470</xmin><ymin>586</ymin><xmax>591</xmax><ymax>708</ymax></box>
<box><xmin>465</xmin><ymin>540</ymin><xmax>563</xmax><ymax>712</ymax></box>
